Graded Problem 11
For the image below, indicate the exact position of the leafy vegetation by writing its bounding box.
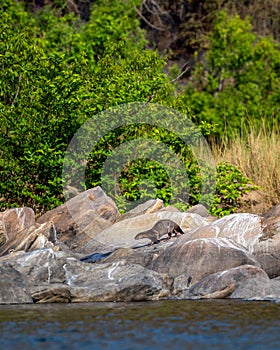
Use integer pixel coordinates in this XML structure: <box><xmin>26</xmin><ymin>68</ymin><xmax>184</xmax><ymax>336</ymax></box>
<box><xmin>1</xmin><ymin>0</ymin><xmax>278</xmax><ymax>217</ymax></box>
<box><xmin>183</xmin><ymin>11</ymin><xmax>280</xmax><ymax>136</ymax></box>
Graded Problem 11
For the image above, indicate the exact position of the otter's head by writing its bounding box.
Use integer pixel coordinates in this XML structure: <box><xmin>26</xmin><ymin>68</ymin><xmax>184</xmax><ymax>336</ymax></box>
<box><xmin>134</xmin><ymin>232</ymin><xmax>145</xmax><ymax>240</ymax></box>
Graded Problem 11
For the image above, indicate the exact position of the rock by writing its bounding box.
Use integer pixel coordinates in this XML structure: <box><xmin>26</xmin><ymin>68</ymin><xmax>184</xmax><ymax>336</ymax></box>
<box><xmin>36</xmin><ymin>187</ymin><xmax>119</xmax><ymax>252</ymax></box>
<box><xmin>61</xmin><ymin>259</ymin><xmax>164</xmax><ymax>302</ymax></box>
<box><xmin>31</xmin><ymin>285</ymin><xmax>72</xmax><ymax>303</ymax></box>
<box><xmin>0</xmin><ymin>249</ymin><xmax>68</xmax><ymax>285</ymax></box>
<box><xmin>0</xmin><ymin>264</ymin><xmax>33</xmax><ymax>304</ymax></box>
<box><xmin>0</xmin><ymin>221</ymin><xmax>57</xmax><ymax>256</ymax></box>
<box><xmin>117</xmin><ymin>199</ymin><xmax>164</xmax><ymax>222</ymax></box>
<box><xmin>230</xmin><ymin>277</ymin><xmax>280</xmax><ymax>301</ymax></box>
<box><xmin>0</xmin><ymin>216</ymin><xmax>6</xmax><ymax>247</ymax></box>
<box><xmin>98</xmin><ymin>247</ymin><xmax>154</xmax><ymax>267</ymax></box>
<box><xmin>237</xmin><ymin>190</ymin><xmax>271</xmax><ymax>215</ymax></box>
<box><xmin>256</xmin><ymin>206</ymin><xmax>280</xmax><ymax>277</ymax></box>
<box><xmin>185</xmin><ymin>204</ymin><xmax>209</xmax><ymax>217</ymax></box>
<box><xmin>83</xmin><ymin>211</ymin><xmax>210</xmax><ymax>253</ymax></box>
<box><xmin>263</xmin><ymin>203</ymin><xmax>280</xmax><ymax>219</ymax></box>
<box><xmin>159</xmin><ymin>206</ymin><xmax>180</xmax><ymax>213</ymax></box>
<box><xmin>2</xmin><ymin>207</ymin><xmax>35</xmax><ymax>240</ymax></box>
<box><xmin>186</xmin><ymin>212</ymin><xmax>280</xmax><ymax>278</ymax></box>
<box><xmin>0</xmin><ymin>248</ymin><xmax>165</xmax><ymax>303</ymax></box>
<box><xmin>207</xmin><ymin>213</ymin><xmax>264</xmax><ymax>252</ymax></box>
<box><xmin>98</xmin><ymin>240</ymin><xmax>174</xmax><ymax>268</ymax></box>
<box><xmin>178</xmin><ymin>264</ymin><xmax>269</xmax><ymax>299</ymax></box>
<box><xmin>150</xmin><ymin>235</ymin><xmax>259</xmax><ymax>282</ymax></box>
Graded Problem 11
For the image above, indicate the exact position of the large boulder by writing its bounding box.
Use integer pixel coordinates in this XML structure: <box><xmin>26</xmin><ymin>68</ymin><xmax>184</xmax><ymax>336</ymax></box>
<box><xmin>37</xmin><ymin>187</ymin><xmax>119</xmax><ymax>252</ymax></box>
<box><xmin>58</xmin><ymin>259</ymin><xmax>165</xmax><ymax>303</ymax></box>
<box><xmin>117</xmin><ymin>199</ymin><xmax>164</xmax><ymax>222</ymax></box>
<box><xmin>0</xmin><ymin>213</ymin><xmax>6</xmax><ymax>247</ymax></box>
<box><xmin>2</xmin><ymin>207</ymin><xmax>35</xmax><ymax>241</ymax></box>
<box><xmin>187</xmin><ymin>212</ymin><xmax>280</xmax><ymax>278</ymax></box>
<box><xmin>0</xmin><ymin>264</ymin><xmax>33</xmax><ymax>304</ymax></box>
<box><xmin>178</xmin><ymin>264</ymin><xmax>269</xmax><ymax>299</ymax></box>
<box><xmin>0</xmin><ymin>221</ymin><xmax>57</xmax><ymax>256</ymax></box>
<box><xmin>83</xmin><ymin>211</ymin><xmax>210</xmax><ymax>253</ymax></box>
<box><xmin>149</xmin><ymin>235</ymin><xmax>259</xmax><ymax>282</ymax></box>
<box><xmin>188</xmin><ymin>213</ymin><xmax>263</xmax><ymax>252</ymax></box>
<box><xmin>0</xmin><ymin>248</ymin><xmax>165</xmax><ymax>303</ymax></box>
<box><xmin>230</xmin><ymin>277</ymin><xmax>280</xmax><ymax>301</ymax></box>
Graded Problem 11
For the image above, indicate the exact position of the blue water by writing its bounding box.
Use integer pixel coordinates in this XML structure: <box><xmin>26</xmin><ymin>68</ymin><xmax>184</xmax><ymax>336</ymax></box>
<box><xmin>1</xmin><ymin>300</ymin><xmax>280</xmax><ymax>350</ymax></box>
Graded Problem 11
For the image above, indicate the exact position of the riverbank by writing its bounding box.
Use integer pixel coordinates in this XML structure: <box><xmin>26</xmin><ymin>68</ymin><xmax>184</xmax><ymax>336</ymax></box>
<box><xmin>0</xmin><ymin>187</ymin><xmax>280</xmax><ymax>304</ymax></box>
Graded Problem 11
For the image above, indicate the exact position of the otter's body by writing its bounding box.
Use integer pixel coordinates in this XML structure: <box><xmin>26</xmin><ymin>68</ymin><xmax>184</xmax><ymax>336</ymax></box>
<box><xmin>135</xmin><ymin>219</ymin><xmax>184</xmax><ymax>245</ymax></box>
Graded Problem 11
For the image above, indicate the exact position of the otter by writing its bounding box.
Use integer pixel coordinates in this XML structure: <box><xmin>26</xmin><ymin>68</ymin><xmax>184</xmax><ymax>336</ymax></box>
<box><xmin>134</xmin><ymin>219</ymin><xmax>184</xmax><ymax>245</ymax></box>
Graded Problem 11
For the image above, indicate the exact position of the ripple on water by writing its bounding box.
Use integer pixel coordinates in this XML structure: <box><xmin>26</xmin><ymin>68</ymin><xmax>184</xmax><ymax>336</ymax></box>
<box><xmin>0</xmin><ymin>300</ymin><xmax>280</xmax><ymax>350</ymax></box>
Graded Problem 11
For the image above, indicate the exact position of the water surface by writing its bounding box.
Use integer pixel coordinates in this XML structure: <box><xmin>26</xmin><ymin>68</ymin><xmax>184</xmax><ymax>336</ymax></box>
<box><xmin>1</xmin><ymin>300</ymin><xmax>280</xmax><ymax>349</ymax></box>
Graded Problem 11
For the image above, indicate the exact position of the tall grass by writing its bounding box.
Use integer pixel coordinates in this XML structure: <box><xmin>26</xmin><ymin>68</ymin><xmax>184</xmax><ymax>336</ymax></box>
<box><xmin>212</xmin><ymin>123</ymin><xmax>280</xmax><ymax>213</ymax></box>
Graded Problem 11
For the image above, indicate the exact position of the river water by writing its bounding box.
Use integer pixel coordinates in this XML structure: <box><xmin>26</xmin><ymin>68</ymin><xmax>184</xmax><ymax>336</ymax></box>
<box><xmin>1</xmin><ymin>300</ymin><xmax>280</xmax><ymax>350</ymax></box>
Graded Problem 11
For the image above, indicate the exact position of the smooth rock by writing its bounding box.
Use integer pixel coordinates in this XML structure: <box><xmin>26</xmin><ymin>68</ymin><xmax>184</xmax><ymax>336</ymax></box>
<box><xmin>37</xmin><ymin>187</ymin><xmax>119</xmax><ymax>252</ymax></box>
<box><xmin>2</xmin><ymin>207</ymin><xmax>35</xmax><ymax>240</ymax></box>
<box><xmin>0</xmin><ymin>221</ymin><xmax>56</xmax><ymax>256</ymax></box>
<box><xmin>159</xmin><ymin>206</ymin><xmax>180</xmax><ymax>213</ymax></box>
<box><xmin>230</xmin><ymin>277</ymin><xmax>280</xmax><ymax>301</ymax></box>
<box><xmin>185</xmin><ymin>204</ymin><xmax>210</xmax><ymax>218</ymax></box>
<box><xmin>178</xmin><ymin>264</ymin><xmax>269</xmax><ymax>299</ymax></box>
<box><xmin>83</xmin><ymin>211</ymin><xmax>210</xmax><ymax>253</ymax></box>
<box><xmin>99</xmin><ymin>239</ymin><xmax>174</xmax><ymax>268</ymax></box>
<box><xmin>62</xmin><ymin>259</ymin><xmax>164</xmax><ymax>302</ymax></box>
<box><xmin>0</xmin><ymin>248</ymin><xmax>165</xmax><ymax>303</ymax></box>
<box><xmin>0</xmin><ymin>217</ymin><xmax>6</xmax><ymax>247</ymax></box>
<box><xmin>0</xmin><ymin>264</ymin><xmax>33</xmax><ymax>304</ymax></box>
<box><xmin>187</xmin><ymin>212</ymin><xmax>280</xmax><ymax>278</ymax></box>
<box><xmin>117</xmin><ymin>199</ymin><xmax>164</xmax><ymax>222</ymax></box>
<box><xmin>150</xmin><ymin>235</ymin><xmax>259</xmax><ymax>282</ymax></box>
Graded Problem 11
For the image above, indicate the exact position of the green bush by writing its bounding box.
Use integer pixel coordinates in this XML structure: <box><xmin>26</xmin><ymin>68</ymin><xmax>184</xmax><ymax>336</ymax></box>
<box><xmin>211</xmin><ymin>162</ymin><xmax>258</xmax><ymax>216</ymax></box>
<box><xmin>183</xmin><ymin>11</ymin><xmax>280</xmax><ymax>137</ymax></box>
<box><xmin>0</xmin><ymin>1</ymin><xmax>258</xmax><ymax>217</ymax></box>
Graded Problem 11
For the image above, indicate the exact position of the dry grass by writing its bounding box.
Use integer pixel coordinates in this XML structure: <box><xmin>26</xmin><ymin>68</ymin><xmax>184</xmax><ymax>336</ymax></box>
<box><xmin>212</xmin><ymin>123</ymin><xmax>280</xmax><ymax>213</ymax></box>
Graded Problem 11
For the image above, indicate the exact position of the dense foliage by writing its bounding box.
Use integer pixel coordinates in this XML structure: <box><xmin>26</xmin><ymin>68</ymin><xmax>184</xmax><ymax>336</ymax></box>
<box><xmin>0</xmin><ymin>0</ymin><xmax>263</xmax><ymax>216</ymax></box>
<box><xmin>183</xmin><ymin>11</ymin><xmax>280</xmax><ymax>136</ymax></box>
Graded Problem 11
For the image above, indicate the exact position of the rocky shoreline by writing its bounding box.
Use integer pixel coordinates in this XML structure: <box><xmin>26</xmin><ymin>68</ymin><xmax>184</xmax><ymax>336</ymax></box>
<box><xmin>0</xmin><ymin>186</ymin><xmax>280</xmax><ymax>304</ymax></box>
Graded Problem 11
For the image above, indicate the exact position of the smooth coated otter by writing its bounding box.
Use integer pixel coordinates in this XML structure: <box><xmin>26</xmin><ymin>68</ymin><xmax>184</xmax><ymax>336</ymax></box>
<box><xmin>135</xmin><ymin>219</ymin><xmax>184</xmax><ymax>245</ymax></box>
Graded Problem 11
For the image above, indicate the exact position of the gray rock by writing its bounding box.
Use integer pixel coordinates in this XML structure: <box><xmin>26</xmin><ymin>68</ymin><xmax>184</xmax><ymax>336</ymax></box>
<box><xmin>117</xmin><ymin>199</ymin><xmax>164</xmax><ymax>222</ymax></box>
<box><xmin>178</xmin><ymin>264</ymin><xmax>269</xmax><ymax>299</ymax></box>
<box><xmin>36</xmin><ymin>187</ymin><xmax>119</xmax><ymax>252</ymax></box>
<box><xmin>2</xmin><ymin>207</ymin><xmax>35</xmax><ymax>240</ymax></box>
<box><xmin>231</xmin><ymin>277</ymin><xmax>280</xmax><ymax>301</ymax></box>
<box><xmin>62</xmin><ymin>259</ymin><xmax>164</xmax><ymax>302</ymax></box>
<box><xmin>0</xmin><ymin>248</ymin><xmax>165</xmax><ymax>303</ymax></box>
<box><xmin>84</xmin><ymin>211</ymin><xmax>210</xmax><ymax>253</ymax></box>
<box><xmin>185</xmin><ymin>204</ymin><xmax>209</xmax><ymax>217</ymax></box>
<box><xmin>0</xmin><ymin>221</ymin><xmax>57</xmax><ymax>256</ymax></box>
<box><xmin>0</xmin><ymin>264</ymin><xmax>33</xmax><ymax>304</ymax></box>
<box><xmin>186</xmin><ymin>212</ymin><xmax>280</xmax><ymax>278</ymax></box>
<box><xmin>1</xmin><ymin>249</ymin><xmax>68</xmax><ymax>285</ymax></box>
<box><xmin>150</xmin><ymin>235</ymin><xmax>259</xmax><ymax>282</ymax></box>
<box><xmin>263</xmin><ymin>203</ymin><xmax>280</xmax><ymax>219</ymax></box>
<box><xmin>0</xmin><ymin>216</ymin><xmax>6</xmax><ymax>247</ymax></box>
<box><xmin>99</xmin><ymin>239</ymin><xmax>175</xmax><ymax>268</ymax></box>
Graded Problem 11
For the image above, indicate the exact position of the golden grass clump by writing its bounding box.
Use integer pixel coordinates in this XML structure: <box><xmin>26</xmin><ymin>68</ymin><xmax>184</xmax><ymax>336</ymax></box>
<box><xmin>212</xmin><ymin>123</ymin><xmax>280</xmax><ymax>214</ymax></box>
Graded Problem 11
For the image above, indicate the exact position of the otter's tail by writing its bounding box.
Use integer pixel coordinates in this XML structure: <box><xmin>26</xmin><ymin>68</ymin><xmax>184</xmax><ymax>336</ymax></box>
<box><xmin>176</xmin><ymin>225</ymin><xmax>185</xmax><ymax>235</ymax></box>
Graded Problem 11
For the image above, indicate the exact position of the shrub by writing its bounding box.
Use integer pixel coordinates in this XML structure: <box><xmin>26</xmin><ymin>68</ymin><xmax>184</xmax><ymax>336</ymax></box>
<box><xmin>183</xmin><ymin>11</ymin><xmax>280</xmax><ymax>137</ymax></box>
